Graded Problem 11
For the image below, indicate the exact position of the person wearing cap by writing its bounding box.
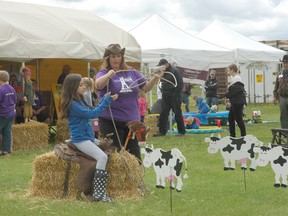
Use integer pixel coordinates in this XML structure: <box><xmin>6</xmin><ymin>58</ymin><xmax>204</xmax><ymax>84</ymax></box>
<box><xmin>95</xmin><ymin>44</ymin><xmax>163</xmax><ymax>161</ymax></box>
<box><xmin>154</xmin><ymin>59</ymin><xmax>186</xmax><ymax>137</ymax></box>
<box><xmin>226</xmin><ymin>63</ymin><xmax>247</xmax><ymax>138</ymax></box>
<box><xmin>273</xmin><ymin>54</ymin><xmax>288</xmax><ymax>129</ymax></box>
<box><xmin>204</xmin><ymin>70</ymin><xmax>219</xmax><ymax>107</ymax></box>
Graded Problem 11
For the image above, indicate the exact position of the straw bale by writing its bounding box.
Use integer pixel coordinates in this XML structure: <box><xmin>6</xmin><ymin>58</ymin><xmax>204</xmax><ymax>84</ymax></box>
<box><xmin>29</xmin><ymin>150</ymin><xmax>144</xmax><ymax>200</ymax></box>
<box><xmin>29</xmin><ymin>152</ymin><xmax>80</xmax><ymax>199</ymax></box>
<box><xmin>106</xmin><ymin>150</ymin><xmax>144</xmax><ymax>199</ymax></box>
<box><xmin>145</xmin><ymin>114</ymin><xmax>159</xmax><ymax>137</ymax></box>
<box><xmin>56</xmin><ymin>119</ymin><xmax>70</xmax><ymax>142</ymax></box>
<box><xmin>12</xmin><ymin>121</ymin><xmax>49</xmax><ymax>151</ymax></box>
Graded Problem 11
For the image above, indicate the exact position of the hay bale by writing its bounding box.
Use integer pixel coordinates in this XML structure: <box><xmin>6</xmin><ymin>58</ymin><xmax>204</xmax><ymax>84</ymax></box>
<box><xmin>12</xmin><ymin>121</ymin><xmax>49</xmax><ymax>151</ymax></box>
<box><xmin>145</xmin><ymin>114</ymin><xmax>159</xmax><ymax>137</ymax></box>
<box><xmin>29</xmin><ymin>150</ymin><xmax>144</xmax><ymax>200</ymax></box>
<box><xmin>29</xmin><ymin>152</ymin><xmax>80</xmax><ymax>199</ymax></box>
<box><xmin>56</xmin><ymin>119</ymin><xmax>70</xmax><ymax>142</ymax></box>
<box><xmin>107</xmin><ymin>150</ymin><xmax>143</xmax><ymax>199</ymax></box>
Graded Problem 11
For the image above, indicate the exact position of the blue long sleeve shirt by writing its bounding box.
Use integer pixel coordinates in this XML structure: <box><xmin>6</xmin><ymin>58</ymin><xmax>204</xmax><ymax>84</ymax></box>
<box><xmin>68</xmin><ymin>95</ymin><xmax>113</xmax><ymax>143</ymax></box>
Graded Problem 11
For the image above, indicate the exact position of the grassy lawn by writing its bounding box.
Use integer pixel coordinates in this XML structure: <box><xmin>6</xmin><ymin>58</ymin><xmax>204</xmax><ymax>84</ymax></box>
<box><xmin>1</xmin><ymin>103</ymin><xmax>286</xmax><ymax>216</ymax></box>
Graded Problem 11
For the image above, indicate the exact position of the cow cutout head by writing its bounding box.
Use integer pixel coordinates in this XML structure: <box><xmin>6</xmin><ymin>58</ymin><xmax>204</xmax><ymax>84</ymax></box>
<box><xmin>255</xmin><ymin>145</ymin><xmax>271</xmax><ymax>167</ymax></box>
<box><xmin>126</xmin><ymin>120</ymin><xmax>150</xmax><ymax>148</ymax></box>
<box><xmin>141</xmin><ymin>144</ymin><xmax>154</xmax><ymax>168</ymax></box>
<box><xmin>205</xmin><ymin>134</ymin><xmax>221</xmax><ymax>154</ymax></box>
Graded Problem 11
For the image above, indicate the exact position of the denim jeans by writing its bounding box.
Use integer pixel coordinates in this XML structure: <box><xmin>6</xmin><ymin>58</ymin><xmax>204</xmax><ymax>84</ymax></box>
<box><xmin>181</xmin><ymin>92</ymin><xmax>190</xmax><ymax>112</ymax></box>
<box><xmin>0</xmin><ymin>116</ymin><xmax>14</xmax><ymax>152</ymax></box>
<box><xmin>206</xmin><ymin>97</ymin><xmax>219</xmax><ymax>107</ymax></box>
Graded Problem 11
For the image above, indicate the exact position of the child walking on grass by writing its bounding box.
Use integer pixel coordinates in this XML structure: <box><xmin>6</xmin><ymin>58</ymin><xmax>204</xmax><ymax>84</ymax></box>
<box><xmin>60</xmin><ymin>73</ymin><xmax>118</xmax><ymax>202</ymax></box>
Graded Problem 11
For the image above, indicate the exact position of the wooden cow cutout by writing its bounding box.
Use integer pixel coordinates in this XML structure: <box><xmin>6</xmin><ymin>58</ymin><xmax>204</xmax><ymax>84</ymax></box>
<box><xmin>141</xmin><ymin>145</ymin><xmax>188</xmax><ymax>192</ymax></box>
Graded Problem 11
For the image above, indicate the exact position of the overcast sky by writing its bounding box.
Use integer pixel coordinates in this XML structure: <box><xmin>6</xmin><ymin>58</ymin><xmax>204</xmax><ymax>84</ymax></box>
<box><xmin>4</xmin><ymin>0</ymin><xmax>288</xmax><ymax>41</ymax></box>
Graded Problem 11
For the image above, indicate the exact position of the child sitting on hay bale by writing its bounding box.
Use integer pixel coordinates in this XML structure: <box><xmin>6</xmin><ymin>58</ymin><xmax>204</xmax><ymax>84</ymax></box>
<box><xmin>60</xmin><ymin>73</ymin><xmax>118</xmax><ymax>203</ymax></box>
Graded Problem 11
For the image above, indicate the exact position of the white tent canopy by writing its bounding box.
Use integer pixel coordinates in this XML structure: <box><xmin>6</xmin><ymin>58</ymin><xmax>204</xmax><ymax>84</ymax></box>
<box><xmin>196</xmin><ymin>20</ymin><xmax>286</xmax><ymax>63</ymax></box>
<box><xmin>0</xmin><ymin>1</ymin><xmax>141</xmax><ymax>62</ymax></box>
<box><xmin>129</xmin><ymin>14</ymin><xmax>234</xmax><ymax>70</ymax></box>
<box><xmin>197</xmin><ymin>20</ymin><xmax>286</xmax><ymax>103</ymax></box>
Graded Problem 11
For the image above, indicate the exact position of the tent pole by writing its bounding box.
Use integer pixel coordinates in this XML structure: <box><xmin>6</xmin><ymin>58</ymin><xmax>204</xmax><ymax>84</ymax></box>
<box><xmin>253</xmin><ymin>69</ymin><xmax>256</xmax><ymax>103</ymax></box>
<box><xmin>36</xmin><ymin>59</ymin><xmax>40</xmax><ymax>89</ymax></box>
<box><xmin>248</xmin><ymin>69</ymin><xmax>251</xmax><ymax>104</ymax></box>
<box><xmin>88</xmin><ymin>62</ymin><xmax>91</xmax><ymax>78</ymax></box>
<box><xmin>263</xmin><ymin>70</ymin><xmax>266</xmax><ymax>103</ymax></box>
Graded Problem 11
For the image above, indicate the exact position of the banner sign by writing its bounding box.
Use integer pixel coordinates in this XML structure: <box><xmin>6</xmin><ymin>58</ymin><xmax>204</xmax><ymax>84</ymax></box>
<box><xmin>176</xmin><ymin>66</ymin><xmax>208</xmax><ymax>81</ymax></box>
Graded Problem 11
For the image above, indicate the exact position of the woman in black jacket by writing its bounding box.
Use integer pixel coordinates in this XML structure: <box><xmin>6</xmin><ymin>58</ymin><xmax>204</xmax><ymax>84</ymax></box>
<box><xmin>226</xmin><ymin>64</ymin><xmax>246</xmax><ymax>138</ymax></box>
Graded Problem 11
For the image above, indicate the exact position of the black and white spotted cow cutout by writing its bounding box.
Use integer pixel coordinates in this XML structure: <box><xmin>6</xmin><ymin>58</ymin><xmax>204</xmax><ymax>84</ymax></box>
<box><xmin>141</xmin><ymin>145</ymin><xmax>188</xmax><ymax>192</ymax></box>
<box><xmin>205</xmin><ymin>134</ymin><xmax>263</xmax><ymax>171</ymax></box>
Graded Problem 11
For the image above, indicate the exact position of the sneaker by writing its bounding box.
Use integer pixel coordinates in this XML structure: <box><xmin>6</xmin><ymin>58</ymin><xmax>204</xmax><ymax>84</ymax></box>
<box><xmin>153</xmin><ymin>133</ymin><xmax>165</xmax><ymax>137</ymax></box>
<box><xmin>0</xmin><ymin>152</ymin><xmax>10</xmax><ymax>157</ymax></box>
<box><xmin>175</xmin><ymin>133</ymin><xmax>185</xmax><ymax>137</ymax></box>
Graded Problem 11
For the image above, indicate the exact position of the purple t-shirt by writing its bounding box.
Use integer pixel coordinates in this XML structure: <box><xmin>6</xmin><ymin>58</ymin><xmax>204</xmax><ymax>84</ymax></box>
<box><xmin>96</xmin><ymin>68</ymin><xmax>147</xmax><ymax>122</ymax></box>
<box><xmin>0</xmin><ymin>84</ymin><xmax>17</xmax><ymax>118</ymax></box>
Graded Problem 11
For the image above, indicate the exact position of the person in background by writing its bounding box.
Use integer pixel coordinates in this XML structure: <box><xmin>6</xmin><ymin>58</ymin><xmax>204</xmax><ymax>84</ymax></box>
<box><xmin>273</xmin><ymin>54</ymin><xmax>288</xmax><ymax>129</ymax></box>
<box><xmin>138</xmin><ymin>89</ymin><xmax>147</xmax><ymax>122</ymax></box>
<box><xmin>181</xmin><ymin>82</ymin><xmax>192</xmax><ymax>113</ymax></box>
<box><xmin>82</xmin><ymin>77</ymin><xmax>99</xmax><ymax>138</ymax></box>
<box><xmin>95</xmin><ymin>44</ymin><xmax>163</xmax><ymax>161</ymax></box>
<box><xmin>154</xmin><ymin>59</ymin><xmax>185</xmax><ymax>137</ymax></box>
<box><xmin>10</xmin><ymin>75</ymin><xmax>24</xmax><ymax>124</ymax></box>
<box><xmin>150</xmin><ymin>80</ymin><xmax>162</xmax><ymax>114</ymax></box>
<box><xmin>226</xmin><ymin>63</ymin><xmax>246</xmax><ymax>137</ymax></box>
<box><xmin>0</xmin><ymin>70</ymin><xmax>17</xmax><ymax>156</ymax></box>
<box><xmin>185</xmin><ymin>116</ymin><xmax>199</xmax><ymax>129</ymax></box>
<box><xmin>57</xmin><ymin>64</ymin><xmax>72</xmax><ymax>84</ymax></box>
<box><xmin>209</xmin><ymin>104</ymin><xmax>218</xmax><ymax>113</ymax></box>
<box><xmin>31</xmin><ymin>79</ymin><xmax>50</xmax><ymax>125</ymax></box>
<box><xmin>204</xmin><ymin>70</ymin><xmax>218</xmax><ymax>107</ymax></box>
<box><xmin>82</xmin><ymin>77</ymin><xmax>94</xmax><ymax>107</ymax></box>
<box><xmin>193</xmin><ymin>95</ymin><xmax>210</xmax><ymax>114</ymax></box>
<box><xmin>60</xmin><ymin>73</ymin><xmax>118</xmax><ymax>202</ymax></box>
<box><xmin>21</xmin><ymin>67</ymin><xmax>34</xmax><ymax>123</ymax></box>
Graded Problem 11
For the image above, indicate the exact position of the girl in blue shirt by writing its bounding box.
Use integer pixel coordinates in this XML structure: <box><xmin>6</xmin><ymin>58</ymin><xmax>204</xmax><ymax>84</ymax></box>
<box><xmin>60</xmin><ymin>73</ymin><xmax>118</xmax><ymax>203</ymax></box>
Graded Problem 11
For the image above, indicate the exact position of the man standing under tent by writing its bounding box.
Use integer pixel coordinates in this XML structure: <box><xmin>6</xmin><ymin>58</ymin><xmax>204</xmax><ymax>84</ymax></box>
<box><xmin>204</xmin><ymin>70</ymin><xmax>218</xmax><ymax>107</ymax></box>
<box><xmin>154</xmin><ymin>59</ymin><xmax>185</xmax><ymax>137</ymax></box>
<box><xmin>273</xmin><ymin>55</ymin><xmax>288</xmax><ymax>129</ymax></box>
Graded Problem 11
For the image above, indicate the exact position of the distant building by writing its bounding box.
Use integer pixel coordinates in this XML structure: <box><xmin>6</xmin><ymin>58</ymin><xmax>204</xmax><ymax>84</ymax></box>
<box><xmin>260</xmin><ymin>40</ymin><xmax>288</xmax><ymax>53</ymax></box>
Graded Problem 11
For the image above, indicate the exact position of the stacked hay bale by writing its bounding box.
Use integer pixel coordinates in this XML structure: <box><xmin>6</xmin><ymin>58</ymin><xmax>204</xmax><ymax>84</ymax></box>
<box><xmin>12</xmin><ymin>121</ymin><xmax>49</xmax><ymax>151</ymax></box>
<box><xmin>29</xmin><ymin>150</ymin><xmax>143</xmax><ymax>200</ymax></box>
<box><xmin>56</xmin><ymin>119</ymin><xmax>70</xmax><ymax>142</ymax></box>
<box><xmin>106</xmin><ymin>150</ymin><xmax>143</xmax><ymax>199</ymax></box>
<box><xmin>29</xmin><ymin>152</ymin><xmax>80</xmax><ymax>199</ymax></box>
<box><xmin>145</xmin><ymin>114</ymin><xmax>159</xmax><ymax>137</ymax></box>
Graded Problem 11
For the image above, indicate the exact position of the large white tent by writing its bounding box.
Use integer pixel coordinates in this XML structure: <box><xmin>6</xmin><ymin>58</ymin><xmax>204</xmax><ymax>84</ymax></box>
<box><xmin>196</xmin><ymin>20</ymin><xmax>286</xmax><ymax>64</ymax></box>
<box><xmin>129</xmin><ymin>14</ymin><xmax>234</xmax><ymax>71</ymax></box>
<box><xmin>196</xmin><ymin>20</ymin><xmax>287</xmax><ymax>103</ymax></box>
<box><xmin>0</xmin><ymin>1</ymin><xmax>141</xmax><ymax>63</ymax></box>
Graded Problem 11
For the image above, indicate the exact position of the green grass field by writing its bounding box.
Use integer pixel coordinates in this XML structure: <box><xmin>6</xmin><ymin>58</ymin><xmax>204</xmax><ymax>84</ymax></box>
<box><xmin>1</xmin><ymin>103</ymin><xmax>287</xmax><ymax>216</ymax></box>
